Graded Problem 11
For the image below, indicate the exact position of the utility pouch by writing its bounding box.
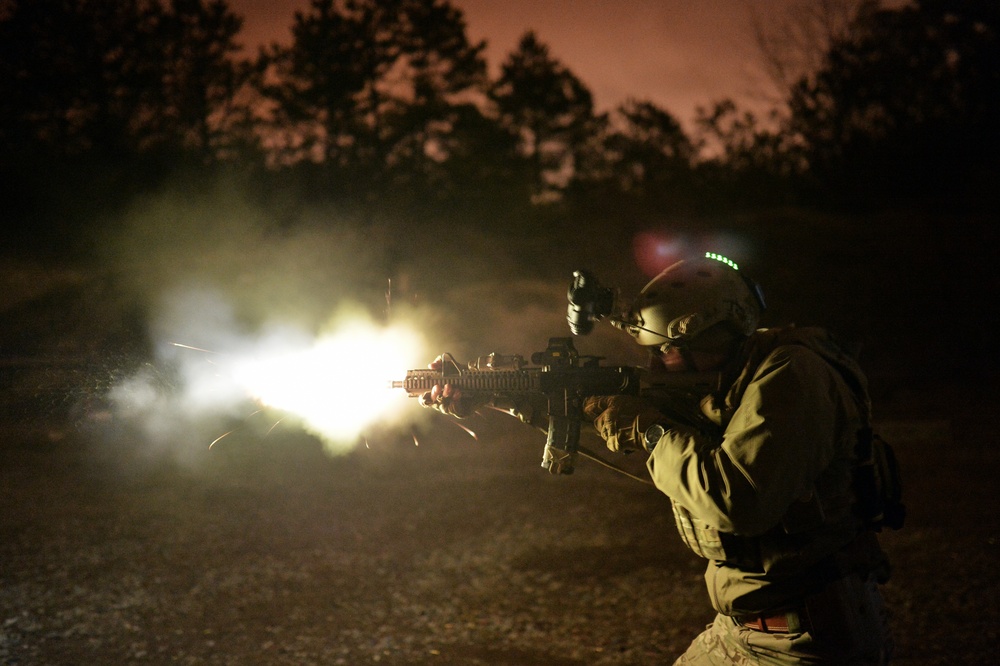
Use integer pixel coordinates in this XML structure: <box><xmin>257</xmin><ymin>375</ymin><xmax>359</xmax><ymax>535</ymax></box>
<box><xmin>671</xmin><ymin>500</ymin><xmax>762</xmax><ymax>569</ymax></box>
<box><xmin>854</xmin><ymin>427</ymin><xmax>906</xmax><ymax>531</ymax></box>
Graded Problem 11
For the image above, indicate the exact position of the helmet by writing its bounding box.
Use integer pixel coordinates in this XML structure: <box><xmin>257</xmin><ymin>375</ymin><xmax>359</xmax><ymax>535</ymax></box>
<box><xmin>621</xmin><ymin>253</ymin><xmax>764</xmax><ymax>348</ymax></box>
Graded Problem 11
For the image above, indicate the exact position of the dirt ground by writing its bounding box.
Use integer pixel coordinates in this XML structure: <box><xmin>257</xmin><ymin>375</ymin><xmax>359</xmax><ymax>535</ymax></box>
<box><xmin>2</xmin><ymin>262</ymin><xmax>998</xmax><ymax>665</ymax></box>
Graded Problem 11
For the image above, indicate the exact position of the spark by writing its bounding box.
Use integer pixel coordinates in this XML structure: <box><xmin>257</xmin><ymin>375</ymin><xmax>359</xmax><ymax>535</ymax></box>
<box><xmin>412</xmin><ymin>431</ymin><xmax>420</xmax><ymax>446</ymax></box>
<box><xmin>209</xmin><ymin>428</ymin><xmax>239</xmax><ymax>449</ymax></box>
<box><xmin>172</xmin><ymin>342</ymin><xmax>221</xmax><ymax>355</ymax></box>
<box><xmin>205</xmin><ymin>409</ymin><xmax>264</xmax><ymax>448</ymax></box>
<box><xmin>385</xmin><ymin>278</ymin><xmax>392</xmax><ymax>321</ymax></box>
<box><xmin>452</xmin><ymin>421</ymin><xmax>478</xmax><ymax>441</ymax></box>
<box><xmin>265</xmin><ymin>417</ymin><xmax>285</xmax><ymax>437</ymax></box>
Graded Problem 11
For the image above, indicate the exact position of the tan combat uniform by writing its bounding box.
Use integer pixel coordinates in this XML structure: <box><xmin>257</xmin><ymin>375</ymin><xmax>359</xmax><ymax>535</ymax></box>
<box><xmin>646</xmin><ymin>328</ymin><xmax>893</xmax><ymax>664</ymax></box>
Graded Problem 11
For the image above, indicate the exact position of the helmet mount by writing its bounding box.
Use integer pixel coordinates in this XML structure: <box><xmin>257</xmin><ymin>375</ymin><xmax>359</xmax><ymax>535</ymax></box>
<box><xmin>566</xmin><ymin>253</ymin><xmax>765</xmax><ymax>350</ymax></box>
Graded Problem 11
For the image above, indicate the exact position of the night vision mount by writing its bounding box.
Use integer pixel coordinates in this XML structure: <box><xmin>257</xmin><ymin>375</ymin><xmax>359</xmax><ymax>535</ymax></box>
<box><xmin>566</xmin><ymin>253</ymin><xmax>767</xmax><ymax>340</ymax></box>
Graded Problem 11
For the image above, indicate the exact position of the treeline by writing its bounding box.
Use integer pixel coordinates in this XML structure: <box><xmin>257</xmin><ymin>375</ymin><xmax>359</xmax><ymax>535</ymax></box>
<box><xmin>1</xmin><ymin>0</ymin><xmax>997</xmax><ymax>253</ymax></box>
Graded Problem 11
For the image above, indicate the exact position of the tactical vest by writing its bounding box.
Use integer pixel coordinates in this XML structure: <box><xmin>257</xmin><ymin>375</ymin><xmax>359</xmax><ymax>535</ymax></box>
<box><xmin>663</xmin><ymin>328</ymin><xmax>902</xmax><ymax>577</ymax></box>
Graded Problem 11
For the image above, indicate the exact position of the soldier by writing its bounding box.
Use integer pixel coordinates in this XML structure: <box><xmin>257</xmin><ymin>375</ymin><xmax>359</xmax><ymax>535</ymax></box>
<box><xmin>425</xmin><ymin>254</ymin><xmax>896</xmax><ymax>664</ymax></box>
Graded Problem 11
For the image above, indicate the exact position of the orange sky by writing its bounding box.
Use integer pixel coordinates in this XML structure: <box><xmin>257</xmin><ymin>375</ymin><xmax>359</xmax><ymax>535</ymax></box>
<box><xmin>230</xmin><ymin>0</ymin><xmax>794</xmax><ymax>130</ymax></box>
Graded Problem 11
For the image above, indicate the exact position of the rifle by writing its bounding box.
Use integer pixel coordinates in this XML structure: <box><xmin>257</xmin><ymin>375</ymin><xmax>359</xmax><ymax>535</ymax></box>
<box><xmin>393</xmin><ymin>336</ymin><xmax>717</xmax><ymax>476</ymax></box>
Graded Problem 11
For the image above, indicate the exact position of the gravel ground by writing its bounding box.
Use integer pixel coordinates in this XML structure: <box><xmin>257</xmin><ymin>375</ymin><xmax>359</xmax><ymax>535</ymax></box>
<box><xmin>1</xmin><ymin>398</ymin><xmax>998</xmax><ymax>665</ymax></box>
<box><xmin>1</xmin><ymin>414</ymin><xmax>710</xmax><ymax>665</ymax></box>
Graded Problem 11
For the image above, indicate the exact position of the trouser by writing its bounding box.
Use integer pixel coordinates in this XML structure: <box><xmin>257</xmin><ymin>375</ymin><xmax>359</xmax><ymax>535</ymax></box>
<box><xmin>673</xmin><ymin>574</ymin><xmax>893</xmax><ymax>665</ymax></box>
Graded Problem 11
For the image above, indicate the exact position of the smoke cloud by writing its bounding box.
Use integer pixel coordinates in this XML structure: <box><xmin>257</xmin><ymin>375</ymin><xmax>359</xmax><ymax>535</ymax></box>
<box><xmin>95</xmin><ymin>179</ymin><xmax>647</xmax><ymax>465</ymax></box>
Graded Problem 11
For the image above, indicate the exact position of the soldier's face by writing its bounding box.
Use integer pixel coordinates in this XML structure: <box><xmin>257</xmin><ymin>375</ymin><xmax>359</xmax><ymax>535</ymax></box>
<box><xmin>661</xmin><ymin>346</ymin><xmax>691</xmax><ymax>371</ymax></box>
<box><xmin>650</xmin><ymin>345</ymin><xmax>688</xmax><ymax>372</ymax></box>
<box><xmin>650</xmin><ymin>344</ymin><xmax>730</xmax><ymax>373</ymax></box>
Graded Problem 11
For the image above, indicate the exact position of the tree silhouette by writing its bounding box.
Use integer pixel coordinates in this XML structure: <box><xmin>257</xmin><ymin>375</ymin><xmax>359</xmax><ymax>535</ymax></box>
<box><xmin>786</xmin><ymin>0</ymin><xmax>1000</xmax><ymax>206</ymax></box>
<box><xmin>150</xmin><ymin>0</ymin><xmax>246</xmax><ymax>162</ymax></box>
<box><xmin>0</xmin><ymin>0</ymin><xmax>247</xmax><ymax>254</ymax></box>
<box><xmin>256</xmin><ymin>0</ymin><xmax>489</xmax><ymax>203</ymax></box>
<box><xmin>491</xmin><ymin>31</ymin><xmax>598</xmax><ymax>202</ymax></box>
<box><xmin>690</xmin><ymin>99</ymin><xmax>800</xmax><ymax>207</ymax></box>
<box><xmin>1</xmin><ymin>0</ymin><xmax>149</xmax><ymax>160</ymax></box>
<box><xmin>751</xmin><ymin>0</ymin><xmax>867</xmax><ymax>105</ymax></box>
<box><xmin>598</xmin><ymin>99</ymin><xmax>694</xmax><ymax>199</ymax></box>
<box><xmin>0</xmin><ymin>0</ymin><xmax>244</xmax><ymax>167</ymax></box>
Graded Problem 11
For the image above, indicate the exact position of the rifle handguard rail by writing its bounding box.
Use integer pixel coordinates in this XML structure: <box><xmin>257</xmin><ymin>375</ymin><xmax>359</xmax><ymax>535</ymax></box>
<box><xmin>392</xmin><ymin>368</ymin><xmax>542</xmax><ymax>394</ymax></box>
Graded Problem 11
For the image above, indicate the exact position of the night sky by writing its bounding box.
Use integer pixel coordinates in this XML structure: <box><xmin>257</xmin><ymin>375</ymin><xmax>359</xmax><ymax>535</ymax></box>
<box><xmin>229</xmin><ymin>0</ymin><xmax>793</xmax><ymax>131</ymax></box>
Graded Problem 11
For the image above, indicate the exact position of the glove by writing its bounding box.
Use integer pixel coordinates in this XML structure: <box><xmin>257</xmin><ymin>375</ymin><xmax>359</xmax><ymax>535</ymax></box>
<box><xmin>491</xmin><ymin>393</ymin><xmax>549</xmax><ymax>431</ymax></box>
<box><xmin>418</xmin><ymin>355</ymin><xmax>491</xmax><ymax>418</ymax></box>
<box><xmin>419</xmin><ymin>382</ymin><xmax>491</xmax><ymax>418</ymax></box>
<box><xmin>583</xmin><ymin>395</ymin><xmax>667</xmax><ymax>453</ymax></box>
<box><xmin>419</xmin><ymin>384</ymin><xmax>548</xmax><ymax>427</ymax></box>
<box><xmin>416</xmin><ymin>355</ymin><xmax>548</xmax><ymax>428</ymax></box>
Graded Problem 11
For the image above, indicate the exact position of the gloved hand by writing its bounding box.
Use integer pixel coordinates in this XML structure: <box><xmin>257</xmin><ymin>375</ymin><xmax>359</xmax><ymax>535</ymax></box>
<box><xmin>583</xmin><ymin>395</ymin><xmax>668</xmax><ymax>453</ymax></box>
<box><xmin>418</xmin><ymin>355</ymin><xmax>491</xmax><ymax>418</ymax></box>
<box><xmin>417</xmin><ymin>356</ymin><xmax>549</xmax><ymax>428</ymax></box>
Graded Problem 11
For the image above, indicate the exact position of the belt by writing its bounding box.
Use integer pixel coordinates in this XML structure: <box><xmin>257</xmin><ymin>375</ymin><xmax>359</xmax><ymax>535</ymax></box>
<box><xmin>738</xmin><ymin>609</ymin><xmax>811</xmax><ymax>634</ymax></box>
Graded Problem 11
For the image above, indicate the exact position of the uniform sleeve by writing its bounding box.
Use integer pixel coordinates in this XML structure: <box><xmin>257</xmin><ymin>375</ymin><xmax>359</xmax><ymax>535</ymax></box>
<box><xmin>646</xmin><ymin>345</ymin><xmax>844</xmax><ymax>536</ymax></box>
